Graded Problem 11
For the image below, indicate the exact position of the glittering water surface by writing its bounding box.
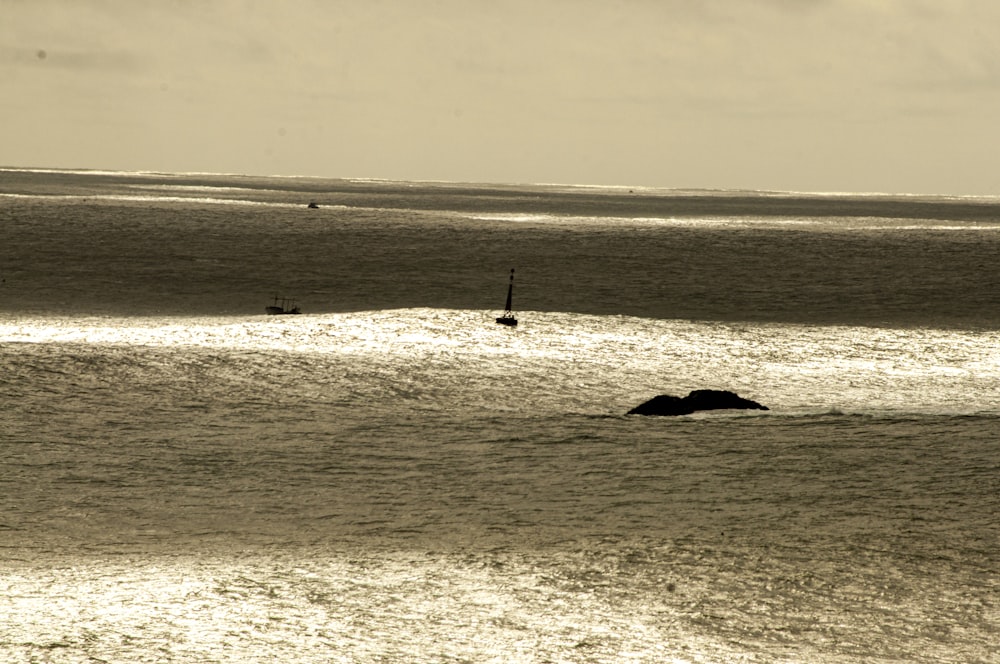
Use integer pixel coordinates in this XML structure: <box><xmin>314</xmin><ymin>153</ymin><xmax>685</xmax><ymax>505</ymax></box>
<box><xmin>2</xmin><ymin>171</ymin><xmax>999</xmax><ymax>662</ymax></box>
<box><xmin>4</xmin><ymin>540</ymin><xmax>993</xmax><ymax>663</ymax></box>
<box><xmin>4</xmin><ymin>311</ymin><xmax>998</xmax><ymax>663</ymax></box>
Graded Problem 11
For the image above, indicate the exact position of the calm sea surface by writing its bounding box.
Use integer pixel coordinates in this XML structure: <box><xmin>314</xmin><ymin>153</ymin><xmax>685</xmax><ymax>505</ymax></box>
<box><xmin>1</xmin><ymin>168</ymin><xmax>998</xmax><ymax>662</ymax></box>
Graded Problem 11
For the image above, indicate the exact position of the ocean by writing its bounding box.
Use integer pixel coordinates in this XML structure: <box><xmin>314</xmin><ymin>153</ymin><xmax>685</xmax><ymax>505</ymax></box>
<box><xmin>1</xmin><ymin>168</ymin><xmax>997</xmax><ymax>662</ymax></box>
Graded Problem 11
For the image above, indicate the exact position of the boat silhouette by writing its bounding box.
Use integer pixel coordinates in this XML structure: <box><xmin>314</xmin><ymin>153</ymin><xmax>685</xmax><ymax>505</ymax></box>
<box><xmin>265</xmin><ymin>296</ymin><xmax>301</xmax><ymax>315</ymax></box>
<box><xmin>495</xmin><ymin>269</ymin><xmax>517</xmax><ymax>327</ymax></box>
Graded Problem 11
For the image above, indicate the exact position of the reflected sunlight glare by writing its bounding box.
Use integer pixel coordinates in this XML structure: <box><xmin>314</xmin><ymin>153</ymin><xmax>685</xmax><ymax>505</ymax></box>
<box><xmin>3</xmin><ymin>309</ymin><xmax>999</xmax><ymax>416</ymax></box>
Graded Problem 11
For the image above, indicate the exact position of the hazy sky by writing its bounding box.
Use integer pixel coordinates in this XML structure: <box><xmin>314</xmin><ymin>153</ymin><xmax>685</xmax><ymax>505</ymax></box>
<box><xmin>3</xmin><ymin>0</ymin><xmax>1000</xmax><ymax>194</ymax></box>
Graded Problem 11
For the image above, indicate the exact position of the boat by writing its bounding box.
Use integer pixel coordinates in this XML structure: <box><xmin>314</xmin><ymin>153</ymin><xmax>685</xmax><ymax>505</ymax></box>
<box><xmin>495</xmin><ymin>268</ymin><xmax>518</xmax><ymax>326</ymax></box>
<box><xmin>265</xmin><ymin>296</ymin><xmax>301</xmax><ymax>315</ymax></box>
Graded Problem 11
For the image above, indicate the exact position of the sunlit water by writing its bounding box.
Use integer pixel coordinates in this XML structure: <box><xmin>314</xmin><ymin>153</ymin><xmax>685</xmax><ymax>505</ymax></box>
<box><xmin>1</xmin><ymin>170</ymin><xmax>999</xmax><ymax>662</ymax></box>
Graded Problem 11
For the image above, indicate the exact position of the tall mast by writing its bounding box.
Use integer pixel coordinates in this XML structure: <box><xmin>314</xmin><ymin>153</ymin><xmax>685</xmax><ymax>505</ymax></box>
<box><xmin>495</xmin><ymin>268</ymin><xmax>518</xmax><ymax>326</ymax></box>
<box><xmin>504</xmin><ymin>268</ymin><xmax>514</xmax><ymax>313</ymax></box>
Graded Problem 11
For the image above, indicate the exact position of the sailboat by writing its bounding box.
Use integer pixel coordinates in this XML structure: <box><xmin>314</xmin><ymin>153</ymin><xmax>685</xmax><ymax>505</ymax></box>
<box><xmin>495</xmin><ymin>268</ymin><xmax>518</xmax><ymax>327</ymax></box>
<box><xmin>265</xmin><ymin>295</ymin><xmax>301</xmax><ymax>315</ymax></box>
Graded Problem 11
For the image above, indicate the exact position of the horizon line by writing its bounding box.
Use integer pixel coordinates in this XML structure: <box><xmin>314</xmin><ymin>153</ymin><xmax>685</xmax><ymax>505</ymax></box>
<box><xmin>2</xmin><ymin>165</ymin><xmax>998</xmax><ymax>201</ymax></box>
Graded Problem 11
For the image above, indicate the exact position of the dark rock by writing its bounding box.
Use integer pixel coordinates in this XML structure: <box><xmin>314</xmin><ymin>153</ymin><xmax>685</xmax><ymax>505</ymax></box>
<box><xmin>627</xmin><ymin>390</ymin><xmax>768</xmax><ymax>416</ymax></box>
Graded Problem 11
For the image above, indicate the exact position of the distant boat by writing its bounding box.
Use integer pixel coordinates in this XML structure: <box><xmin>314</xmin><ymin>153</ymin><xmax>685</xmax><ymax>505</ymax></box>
<box><xmin>265</xmin><ymin>296</ymin><xmax>301</xmax><ymax>315</ymax></box>
<box><xmin>307</xmin><ymin>201</ymin><xmax>320</xmax><ymax>209</ymax></box>
<box><xmin>495</xmin><ymin>268</ymin><xmax>518</xmax><ymax>327</ymax></box>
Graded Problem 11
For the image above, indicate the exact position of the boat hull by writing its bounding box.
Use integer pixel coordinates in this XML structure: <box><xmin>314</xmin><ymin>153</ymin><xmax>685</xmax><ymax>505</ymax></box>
<box><xmin>266</xmin><ymin>306</ymin><xmax>301</xmax><ymax>315</ymax></box>
<box><xmin>495</xmin><ymin>316</ymin><xmax>518</xmax><ymax>327</ymax></box>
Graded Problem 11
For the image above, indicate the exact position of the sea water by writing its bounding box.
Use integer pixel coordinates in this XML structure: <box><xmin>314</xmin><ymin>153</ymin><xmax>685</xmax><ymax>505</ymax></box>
<box><xmin>0</xmin><ymin>169</ymin><xmax>998</xmax><ymax>662</ymax></box>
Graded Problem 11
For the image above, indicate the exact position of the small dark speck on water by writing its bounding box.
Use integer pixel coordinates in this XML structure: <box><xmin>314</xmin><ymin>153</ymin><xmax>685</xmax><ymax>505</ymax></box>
<box><xmin>36</xmin><ymin>49</ymin><xmax>47</xmax><ymax>60</ymax></box>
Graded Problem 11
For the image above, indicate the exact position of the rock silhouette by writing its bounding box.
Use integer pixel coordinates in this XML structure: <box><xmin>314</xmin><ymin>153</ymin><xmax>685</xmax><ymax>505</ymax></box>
<box><xmin>627</xmin><ymin>390</ymin><xmax>768</xmax><ymax>416</ymax></box>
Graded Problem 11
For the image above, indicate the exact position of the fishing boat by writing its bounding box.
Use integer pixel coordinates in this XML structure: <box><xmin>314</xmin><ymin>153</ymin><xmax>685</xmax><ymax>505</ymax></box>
<box><xmin>265</xmin><ymin>296</ymin><xmax>301</xmax><ymax>315</ymax></box>
<box><xmin>495</xmin><ymin>269</ymin><xmax>518</xmax><ymax>327</ymax></box>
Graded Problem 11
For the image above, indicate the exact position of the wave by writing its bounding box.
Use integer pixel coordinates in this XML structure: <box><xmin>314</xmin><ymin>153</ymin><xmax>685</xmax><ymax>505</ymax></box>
<box><xmin>4</xmin><ymin>308</ymin><xmax>999</xmax><ymax>418</ymax></box>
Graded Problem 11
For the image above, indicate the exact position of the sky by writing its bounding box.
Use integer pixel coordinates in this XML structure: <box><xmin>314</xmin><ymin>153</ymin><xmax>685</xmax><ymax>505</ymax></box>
<box><xmin>3</xmin><ymin>0</ymin><xmax>1000</xmax><ymax>194</ymax></box>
